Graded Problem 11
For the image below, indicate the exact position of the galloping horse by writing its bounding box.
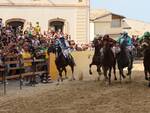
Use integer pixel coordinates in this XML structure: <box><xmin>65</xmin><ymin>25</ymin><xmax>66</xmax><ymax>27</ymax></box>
<box><xmin>101</xmin><ymin>40</ymin><xmax>117</xmax><ymax>84</ymax></box>
<box><xmin>48</xmin><ymin>44</ymin><xmax>75</xmax><ymax>84</ymax></box>
<box><xmin>89</xmin><ymin>37</ymin><xmax>102</xmax><ymax>79</ymax></box>
<box><xmin>116</xmin><ymin>41</ymin><xmax>134</xmax><ymax>82</ymax></box>
<box><xmin>141</xmin><ymin>38</ymin><xmax>150</xmax><ymax>87</ymax></box>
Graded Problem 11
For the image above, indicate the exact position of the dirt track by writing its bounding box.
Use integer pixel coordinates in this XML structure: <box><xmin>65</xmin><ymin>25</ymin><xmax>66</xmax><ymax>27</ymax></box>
<box><xmin>0</xmin><ymin>51</ymin><xmax>149</xmax><ymax>113</ymax></box>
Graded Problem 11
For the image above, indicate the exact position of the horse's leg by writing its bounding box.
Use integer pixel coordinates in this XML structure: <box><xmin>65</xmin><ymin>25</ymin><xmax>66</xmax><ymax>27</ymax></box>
<box><xmin>70</xmin><ymin>65</ymin><xmax>75</xmax><ymax>80</ymax></box>
<box><xmin>63</xmin><ymin>67</ymin><xmax>68</xmax><ymax>79</ymax></box>
<box><xmin>97</xmin><ymin>65</ymin><xmax>102</xmax><ymax>74</ymax></box>
<box><xmin>102</xmin><ymin>67</ymin><xmax>108</xmax><ymax>83</ymax></box>
<box><xmin>145</xmin><ymin>69</ymin><xmax>148</xmax><ymax>80</ymax></box>
<box><xmin>119</xmin><ymin>69</ymin><xmax>122</xmax><ymax>83</ymax></box>
<box><xmin>148</xmin><ymin>70</ymin><xmax>150</xmax><ymax>87</ymax></box>
<box><xmin>127</xmin><ymin>58</ymin><xmax>133</xmax><ymax>81</ymax></box>
<box><xmin>127</xmin><ymin>55</ymin><xmax>133</xmax><ymax>75</ymax></box>
<box><xmin>97</xmin><ymin>65</ymin><xmax>101</xmax><ymax>81</ymax></box>
<box><xmin>108</xmin><ymin>67</ymin><xmax>112</xmax><ymax>85</ymax></box>
<box><xmin>89</xmin><ymin>63</ymin><xmax>93</xmax><ymax>75</ymax></box>
<box><xmin>119</xmin><ymin>69</ymin><xmax>125</xmax><ymax>83</ymax></box>
<box><xmin>113</xmin><ymin>64</ymin><xmax>117</xmax><ymax>80</ymax></box>
<box><xmin>60</xmin><ymin>69</ymin><xmax>63</xmax><ymax>82</ymax></box>
<box><xmin>57</xmin><ymin>68</ymin><xmax>63</xmax><ymax>85</ymax></box>
<box><xmin>121</xmin><ymin>69</ymin><xmax>126</xmax><ymax>79</ymax></box>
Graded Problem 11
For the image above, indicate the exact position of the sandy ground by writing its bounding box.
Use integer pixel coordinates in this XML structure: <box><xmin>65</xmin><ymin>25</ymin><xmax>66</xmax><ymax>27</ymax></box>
<box><xmin>0</xmin><ymin>51</ymin><xmax>150</xmax><ymax>113</ymax></box>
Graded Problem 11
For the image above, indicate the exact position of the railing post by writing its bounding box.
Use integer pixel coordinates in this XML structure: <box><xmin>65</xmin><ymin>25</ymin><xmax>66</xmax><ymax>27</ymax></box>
<box><xmin>32</xmin><ymin>57</ymin><xmax>36</xmax><ymax>87</ymax></box>
<box><xmin>19</xmin><ymin>56</ymin><xmax>23</xmax><ymax>90</ymax></box>
<box><xmin>3</xmin><ymin>57</ymin><xmax>7</xmax><ymax>95</ymax></box>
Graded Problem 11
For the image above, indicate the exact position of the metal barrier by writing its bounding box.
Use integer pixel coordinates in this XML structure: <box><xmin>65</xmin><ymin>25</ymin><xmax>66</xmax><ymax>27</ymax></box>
<box><xmin>0</xmin><ymin>55</ymin><xmax>49</xmax><ymax>95</ymax></box>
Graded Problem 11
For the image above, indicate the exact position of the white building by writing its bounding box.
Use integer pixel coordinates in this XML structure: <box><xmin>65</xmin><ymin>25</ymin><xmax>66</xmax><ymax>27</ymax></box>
<box><xmin>0</xmin><ymin>0</ymin><xmax>90</xmax><ymax>43</ymax></box>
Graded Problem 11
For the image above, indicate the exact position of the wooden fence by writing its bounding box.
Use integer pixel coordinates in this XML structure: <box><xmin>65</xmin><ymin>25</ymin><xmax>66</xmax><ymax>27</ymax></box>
<box><xmin>0</xmin><ymin>54</ymin><xmax>49</xmax><ymax>95</ymax></box>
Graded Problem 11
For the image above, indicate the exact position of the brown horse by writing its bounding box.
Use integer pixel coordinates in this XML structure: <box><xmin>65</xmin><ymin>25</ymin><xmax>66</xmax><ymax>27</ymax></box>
<box><xmin>48</xmin><ymin>44</ymin><xmax>75</xmax><ymax>84</ymax></box>
<box><xmin>89</xmin><ymin>37</ymin><xmax>102</xmax><ymax>80</ymax></box>
<box><xmin>141</xmin><ymin>39</ymin><xmax>150</xmax><ymax>87</ymax></box>
<box><xmin>101</xmin><ymin>42</ymin><xmax>117</xmax><ymax>85</ymax></box>
<box><xmin>116</xmin><ymin>41</ymin><xmax>134</xmax><ymax>83</ymax></box>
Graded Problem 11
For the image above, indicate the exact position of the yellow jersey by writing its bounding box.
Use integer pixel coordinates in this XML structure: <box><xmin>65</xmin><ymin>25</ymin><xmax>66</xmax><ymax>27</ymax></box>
<box><xmin>21</xmin><ymin>52</ymin><xmax>32</xmax><ymax>67</ymax></box>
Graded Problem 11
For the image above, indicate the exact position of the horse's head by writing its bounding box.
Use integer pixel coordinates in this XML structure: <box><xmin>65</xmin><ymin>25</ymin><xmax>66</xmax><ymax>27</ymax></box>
<box><xmin>93</xmin><ymin>36</ymin><xmax>102</xmax><ymax>48</ymax></box>
<box><xmin>141</xmin><ymin>38</ymin><xmax>150</xmax><ymax>51</ymax></box>
<box><xmin>48</xmin><ymin>44</ymin><xmax>56</xmax><ymax>54</ymax></box>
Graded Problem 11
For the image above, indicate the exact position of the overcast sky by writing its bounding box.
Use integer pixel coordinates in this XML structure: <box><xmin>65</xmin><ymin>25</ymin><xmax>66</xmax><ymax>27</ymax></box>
<box><xmin>91</xmin><ymin>0</ymin><xmax>150</xmax><ymax>23</ymax></box>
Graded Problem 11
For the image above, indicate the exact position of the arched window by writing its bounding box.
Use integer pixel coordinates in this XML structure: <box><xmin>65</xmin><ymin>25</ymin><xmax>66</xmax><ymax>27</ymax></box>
<box><xmin>5</xmin><ymin>18</ymin><xmax>25</xmax><ymax>33</ymax></box>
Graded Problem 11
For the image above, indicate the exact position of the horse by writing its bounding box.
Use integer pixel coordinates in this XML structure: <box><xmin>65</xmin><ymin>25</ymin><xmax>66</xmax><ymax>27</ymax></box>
<box><xmin>141</xmin><ymin>39</ymin><xmax>150</xmax><ymax>87</ymax></box>
<box><xmin>116</xmin><ymin>41</ymin><xmax>134</xmax><ymax>83</ymax></box>
<box><xmin>48</xmin><ymin>44</ymin><xmax>75</xmax><ymax>84</ymax></box>
<box><xmin>101</xmin><ymin>42</ymin><xmax>117</xmax><ymax>85</ymax></box>
<box><xmin>89</xmin><ymin>37</ymin><xmax>102</xmax><ymax>80</ymax></box>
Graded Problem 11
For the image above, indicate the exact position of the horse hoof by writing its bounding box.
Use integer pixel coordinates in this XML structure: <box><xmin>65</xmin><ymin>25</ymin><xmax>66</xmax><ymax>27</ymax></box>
<box><xmin>126</xmin><ymin>73</ymin><xmax>130</xmax><ymax>76</ymax></box>
<box><xmin>145</xmin><ymin>77</ymin><xmax>149</xmax><ymax>81</ymax></box>
<box><xmin>97</xmin><ymin>77</ymin><xmax>100</xmax><ymax>81</ymax></box>
<box><xmin>56</xmin><ymin>83</ymin><xmax>59</xmax><ymax>85</ymax></box>
<box><xmin>148</xmin><ymin>83</ymin><xmax>150</xmax><ymax>87</ymax></box>
<box><xmin>89</xmin><ymin>71</ymin><xmax>92</xmax><ymax>75</ymax></box>
<box><xmin>73</xmin><ymin>77</ymin><xmax>76</xmax><ymax>80</ymax></box>
<box><xmin>65</xmin><ymin>77</ymin><xmax>68</xmax><ymax>79</ymax></box>
<box><xmin>98</xmin><ymin>72</ymin><xmax>102</xmax><ymax>75</ymax></box>
<box><xmin>122</xmin><ymin>75</ymin><xmax>126</xmax><ymax>79</ymax></box>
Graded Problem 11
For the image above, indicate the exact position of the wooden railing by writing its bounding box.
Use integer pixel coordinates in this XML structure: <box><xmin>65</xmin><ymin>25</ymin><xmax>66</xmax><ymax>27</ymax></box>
<box><xmin>0</xmin><ymin>55</ymin><xmax>49</xmax><ymax>95</ymax></box>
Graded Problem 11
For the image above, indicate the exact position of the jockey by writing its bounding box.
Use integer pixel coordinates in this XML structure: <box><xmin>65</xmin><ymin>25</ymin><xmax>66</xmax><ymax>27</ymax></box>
<box><xmin>117</xmin><ymin>32</ymin><xmax>134</xmax><ymax>50</ymax></box>
<box><xmin>100</xmin><ymin>34</ymin><xmax>116</xmax><ymax>58</ymax></box>
<box><xmin>138</xmin><ymin>31</ymin><xmax>150</xmax><ymax>44</ymax></box>
<box><xmin>55</xmin><ymin>35</ymin><xmax>71</xmax><ymax>59</ymax></box>
<box><xmin>117</xmin><ymin>32</ymin><xmax>134</xmax><ymax>58</ymax></box>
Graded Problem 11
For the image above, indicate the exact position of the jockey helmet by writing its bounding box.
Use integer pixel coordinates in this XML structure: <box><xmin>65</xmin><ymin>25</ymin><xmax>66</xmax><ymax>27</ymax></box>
<box><xmin>103</xmin><ymin>34</ymin><xmax>109</xmax><ymax>41</ymax></box>
<box><xmin>122</xmin><ymin>31</ymin><xmax>128</xmax><ymax>36</ymax></box>
<box><xmin>144</xmin><ymin>31</ymin><xmax>150</xmax><ymax>37</ymax></box>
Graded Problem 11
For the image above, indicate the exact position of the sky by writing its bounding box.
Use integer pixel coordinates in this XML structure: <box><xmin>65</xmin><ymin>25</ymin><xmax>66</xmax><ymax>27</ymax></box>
<box><xmin>91</xmin><ymin>0</ymin><xmax>150</xmax><ymax>23</ymax></box>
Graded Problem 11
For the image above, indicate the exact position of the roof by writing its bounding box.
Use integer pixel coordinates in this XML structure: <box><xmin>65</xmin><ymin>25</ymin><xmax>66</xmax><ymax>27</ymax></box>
<box><xmin>0</xmin><ymin>0</ymin><xmax>50</xmax><ymax>5</ymax></box>
<box><xmin>90</xmin><ymin>9</ymin><xmax>125</xmax><ymax>21</ymax></box>
<box><xmin>123</xmin><ymin>18</ymin><xmax>150</xmax><ymax>36</ymax></box>
<box><xmin>0</xmin><ymin>0</ymin><xmax>89</xmax><ymax>7</ymax></box>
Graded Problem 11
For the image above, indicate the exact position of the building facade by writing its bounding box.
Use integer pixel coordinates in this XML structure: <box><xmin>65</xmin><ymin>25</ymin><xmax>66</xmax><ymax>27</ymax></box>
<box><xmin>90</xmin><ymin>9</ymin><xmax>150</xmax><ymax>41</ymax></box>
<box><xmin>90</xmin><ymin>9</ymin><xmax>125</xmax><ymax>40</ymax></box>
<box><xmin>0</xmin><ymin>0</ymin><xmax>90</xmax><ymax>43</ymax></box>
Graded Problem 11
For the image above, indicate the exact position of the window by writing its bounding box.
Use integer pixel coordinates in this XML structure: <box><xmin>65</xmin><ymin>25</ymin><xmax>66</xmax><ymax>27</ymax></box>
<box><xmin>111</xmin><ymin>19</ymin><xmax>121</xmax><ymax>28</ymax></box>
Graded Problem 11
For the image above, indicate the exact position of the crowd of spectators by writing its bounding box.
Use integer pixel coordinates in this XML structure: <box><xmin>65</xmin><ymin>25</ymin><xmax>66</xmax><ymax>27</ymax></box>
<box><xmin>0</xmin><ymin>19</ymin><xmax>92</xmax><ymax>68</ymax></box>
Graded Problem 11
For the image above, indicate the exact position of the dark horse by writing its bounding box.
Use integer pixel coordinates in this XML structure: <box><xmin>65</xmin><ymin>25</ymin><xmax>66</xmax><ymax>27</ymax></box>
<box><xmin>141</xmin><ymin>39</ymin><xmax>150</xmax><ymax>87</ymax></box>
<box><xmin>116</xmin><ymin>41</ymin><xmax>134</xmax><ymax>82</ymax></box>
<box><xmin>48</xmin><ymin>44</ymin><xmax>75</xmax><ymax>83</ymax></box>
<box><xmin>101</xmin><ymin>42</ymin><xmax>117</xmax><ymax>84</ymax></box>
<box><xmin>89</xmin><ymin>37</ymin><xmax>102</xmax><ymax>79</ymax></box>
